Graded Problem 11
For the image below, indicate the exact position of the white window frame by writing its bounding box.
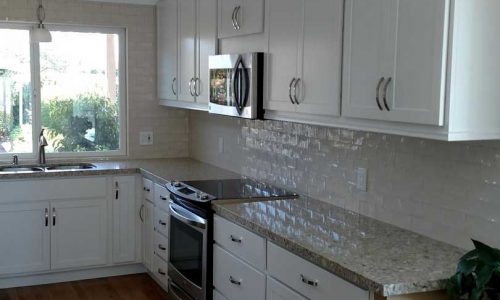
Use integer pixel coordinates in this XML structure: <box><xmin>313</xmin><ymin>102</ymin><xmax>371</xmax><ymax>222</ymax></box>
<box><xmin>0</xmin><ymin>23</ymin><xmax>128</xmax><ymax>161</ymax></box>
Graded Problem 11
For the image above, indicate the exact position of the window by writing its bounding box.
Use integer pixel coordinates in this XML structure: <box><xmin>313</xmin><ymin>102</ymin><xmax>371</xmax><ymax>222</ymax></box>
<box><xmin>0</xmin><ymin>24</ymin><xmax>126</xmax><ymax>159</ymax></box>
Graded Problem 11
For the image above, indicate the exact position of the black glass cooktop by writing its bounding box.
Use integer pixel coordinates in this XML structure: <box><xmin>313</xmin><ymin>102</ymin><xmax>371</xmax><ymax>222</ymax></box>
<box><xmin>182</xmin><ymin>178</ymin><xmax>297</xmax><ymax>200</ymax></box>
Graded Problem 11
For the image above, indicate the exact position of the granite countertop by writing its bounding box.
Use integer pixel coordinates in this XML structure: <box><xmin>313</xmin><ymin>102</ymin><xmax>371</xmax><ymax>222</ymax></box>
<box><xmin>213</xmin><ymin>197</ymin><xmax>465</xmax><ymax>297</ymax></box>
<box><xmin>0</xmin><ymin>158</ymin><xmax>239</xmax><ymax>182</ymax></box>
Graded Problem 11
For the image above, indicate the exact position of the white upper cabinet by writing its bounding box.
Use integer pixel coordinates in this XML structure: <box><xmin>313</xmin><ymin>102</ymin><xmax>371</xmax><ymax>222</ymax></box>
<box><xmin>342</xmin><ymin>0</ymin><xmax>449</xmax><ymax>126</ymax></box>
<box><xmin>218</xmin><ymin>0</ymin><xmax>265</xmax><ymax>39</ymax></box>
<box><xmin>0</xmin><ymin>202</ymin><xmax>50</xmax><ymax>275</ymax></box>
<box><xmin>266</xmin><ymin>0</ymin><xmax>343</xmax><ymax>117</ymax></box>
<box><xmin>157</xmin><ymin>0</ymin><xmax>178</xmax><ymax>101</ymax></box>
<box><xmin>158</xmin><ymin>0</ymin><xmax>217</xmax><ymax>110</ymax></box>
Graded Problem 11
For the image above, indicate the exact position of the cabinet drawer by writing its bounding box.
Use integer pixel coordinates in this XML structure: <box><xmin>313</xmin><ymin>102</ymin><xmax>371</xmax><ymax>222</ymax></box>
<box><xmin>142</xmin><ymin>178</ymin><xmax>153</xmax><ymax>202</ymax></box>
<box><xmin>154</xmin><ymin>208</ymin><xmax>169</xmax><ymax>237</ymax></box>
<box><xmin>213</xmin><ymin>245</ymin><xmax>265</xmax><ymax>300</ymax></box>
<box><xmin>267</xmin><ymin>276</ymin><xmax>307</xmax><ymax>300</ymax></box>
<box><xmin>214</xmin><ymin>215</ymin><xmax>266</xmax><ymax>271</ymax></box>
<box><xmin>213</xmin><ymin>290</ymin><xmax>230</xmax><ymax>300</ymax></box>
<box><xmin>152</xmin><ymin>254</ymin><xmax>168</xmax><ymax>287</ymax></box>
<box><xmin>267</xmin><ymin>242</ymin><xmax>369</xmax><ymax>300</ymax></box>
<box><xmin>154</xmin><ymin>183</ymin><xmax>170</xmax><ymax>212</ymax></box>
<box><xmin>153</xmin><ymin>231</ymin><xmax>169</xmax><ymax>262</ymax></box>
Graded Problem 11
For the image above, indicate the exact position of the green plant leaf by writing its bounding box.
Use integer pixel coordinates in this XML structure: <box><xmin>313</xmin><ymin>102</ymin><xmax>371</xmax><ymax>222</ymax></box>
<box><xmin>472</xmin><ymin>239</ymin><xmax>500</xmax><ymax>265</ymax></box>
<box><xmin>447</xmin><ymin>273</ymin><xmax>462</xmax><ymax>299</ymax></box>
<box><xmin>471</xmin><ymin>287</ymin><xmax>485</xmax><ymax>300</ymax></box>
<box><xmin>458</xmin><ymin>252</ymin><xmax>479</xmax><ymax>275</ymax></box>
<box><xmin>477</xmin><ymin>264</ymin><xmax>495</xmax><ymax>285</ymax></box>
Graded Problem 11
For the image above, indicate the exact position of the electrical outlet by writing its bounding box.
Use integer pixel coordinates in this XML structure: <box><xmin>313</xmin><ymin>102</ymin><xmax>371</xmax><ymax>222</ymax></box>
<box><xmin>356</xmin><ymin>167</ymin><xmax>367</xmax><ymax>191</ymax></box>
<box><xmin>218</xmin><ymin>137</ymin><xmax>224</xmax><ymax>154</ymax></box>
<box><xmin>140</xmin><ymin>131</ymin><xmax>153</xmax><ymax>145</ymax></box>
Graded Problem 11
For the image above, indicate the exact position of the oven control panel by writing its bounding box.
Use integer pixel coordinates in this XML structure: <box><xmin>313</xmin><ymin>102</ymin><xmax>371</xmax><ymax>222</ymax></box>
<box><xmin>167</xmin><ymin>181</ymin><xmax>217</xmax><ymax>203</ymax></box>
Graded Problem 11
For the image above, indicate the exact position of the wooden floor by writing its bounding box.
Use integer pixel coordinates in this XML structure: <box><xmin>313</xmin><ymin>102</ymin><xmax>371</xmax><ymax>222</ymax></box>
<box><xmin>0</xmin><ymin>274</ymin><xmax>175</xmax><ymax>300</ymax></box>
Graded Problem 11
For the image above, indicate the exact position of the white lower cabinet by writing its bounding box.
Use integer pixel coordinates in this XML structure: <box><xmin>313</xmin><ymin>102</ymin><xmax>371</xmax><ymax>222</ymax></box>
<box><xmin>152</xmin><ymin>254</ymin><xmax>169</xmax><ymax>287</ymax></box>
<box><xmin>0</xmin><ymin>176</ymin><xmax>139</xmax><ymax>281</ymax></box>
<box><xmin>213</xmin><ymin>245</ymin><xmax>266</xmax><ymax>300</ymax></box>
<box><xmin>112</xmin><ymin>176</ymin><xmax>137</xmax><ymax>264</ymax></box>
<box><xmin>141</xmin><ymin>199</ymin><xmax>154</xmax><ymax>271</ymax></box>
<box><xmin>0</xmin><ymin>202</ymin><xmax>50</xmax><ymax>275</ymax></box>
<box><xmin>266</xmin><ymin>277</ymin><xmax>306</xmax><ymax>300</ymax></box>
<box><xmin>268</xmin><ymin>242</ymin><xmax>369</xmax><ymax>300</ymax></box>
<box><xmin>214</xmin><ymin>215</ymin><xmax>370</xmax><ymax>300</ymax></box>
<box><xmin>50</xmin><ymin>198</ymin><xmax>108</xmax><ymax>270</ymax></box>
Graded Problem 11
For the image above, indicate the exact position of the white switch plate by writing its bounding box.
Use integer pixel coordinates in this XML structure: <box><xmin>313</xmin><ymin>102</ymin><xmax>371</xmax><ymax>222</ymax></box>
<box><xmin>356</xmin><ymin>167</ymin><xmax>367</xmax><ymax>191</ymax></box>
<box><xmin>218</xmin><ymin>137</ymin><xmax>224</xmax><ymax>154</ymax></box>
<box><xmin>140</xmin><ymin>131</ymin><xmax>153</xmax><ymax>145</ymax></box>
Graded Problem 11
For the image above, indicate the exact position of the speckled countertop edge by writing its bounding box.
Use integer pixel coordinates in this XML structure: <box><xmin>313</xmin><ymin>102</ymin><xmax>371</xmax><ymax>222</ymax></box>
<box><xmin>213</xmin><ymin>202</ymin><xmax>460</xmax><ymax>297</ymax></box>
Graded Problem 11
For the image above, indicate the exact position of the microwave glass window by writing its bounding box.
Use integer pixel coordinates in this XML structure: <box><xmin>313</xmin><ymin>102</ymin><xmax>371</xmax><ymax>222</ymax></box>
<box><xmin>210</xmin><ymin>69</ymin><xmax>233</xmax><ymax>106</ymax></box>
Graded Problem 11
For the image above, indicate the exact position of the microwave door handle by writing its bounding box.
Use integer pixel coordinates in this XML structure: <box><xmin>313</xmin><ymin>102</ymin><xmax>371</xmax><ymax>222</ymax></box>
<box><xmin>241</xmin><ymin>60</ymin><xmax>250</xmax><ymax>109</ymax></box>
<box><xmin>169</xmin><ymin>202</ymin><xmax>207</xmax><ymax>230</ymax></box>
<box><xmin>232</xmin><ymin>55</ymin><xmax>244</xmax><ymax>115</ymax></box>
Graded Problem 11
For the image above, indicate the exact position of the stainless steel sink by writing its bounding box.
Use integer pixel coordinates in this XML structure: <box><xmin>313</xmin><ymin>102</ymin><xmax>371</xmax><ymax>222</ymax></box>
<box><xmin>45</xmin><ymin>163</ymin><xmax>96</xmax><ymax>171</ymax></box>
<box><xmin>0</xmin><ymin>166</ymin><xmax>45</xmax><ymax>173</ymax></box>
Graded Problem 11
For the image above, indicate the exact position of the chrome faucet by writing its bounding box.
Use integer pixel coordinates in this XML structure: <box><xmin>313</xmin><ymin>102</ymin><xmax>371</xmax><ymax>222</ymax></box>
<box><xmin>38</xmin><ymin>129</ymin><xmax>48</xmax><ymax>165</ymax></box>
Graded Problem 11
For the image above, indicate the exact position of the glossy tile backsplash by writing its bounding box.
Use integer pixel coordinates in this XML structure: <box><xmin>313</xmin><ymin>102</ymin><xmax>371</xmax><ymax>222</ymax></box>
<box><xmin>190</xmin><ymin>111</ymin><xmax>500</xmax><ymax>250</ymax></box>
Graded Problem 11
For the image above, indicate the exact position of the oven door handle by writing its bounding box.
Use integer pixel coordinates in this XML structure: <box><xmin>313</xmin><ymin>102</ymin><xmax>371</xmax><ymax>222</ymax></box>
<box><xmin>169</xmin><ymin>202</ymin><xmax>207</xmax><ymax>230</ymax></box>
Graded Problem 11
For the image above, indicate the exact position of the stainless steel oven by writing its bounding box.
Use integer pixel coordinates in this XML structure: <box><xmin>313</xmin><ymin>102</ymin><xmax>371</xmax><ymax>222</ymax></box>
<box><xmin>168</xmin><ymin>201</ymin><xmax>209</xmax><ymax>300</ymax></box>
<box><xmin>208</xmin><ymin>53</ymin><xmax>264</xmax><ymax>119</ymax></box>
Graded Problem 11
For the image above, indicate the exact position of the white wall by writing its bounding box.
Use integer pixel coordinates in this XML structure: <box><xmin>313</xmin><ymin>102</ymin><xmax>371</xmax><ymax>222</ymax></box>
<box><xmin>0</xmin><ymin>0</ymin><xmax>189</xmax><ymax>159</ymax></box>
<box><xmin>190</xmin><ymin>111</ymin><xmax>500</xmax><ymax>250</ymax></box>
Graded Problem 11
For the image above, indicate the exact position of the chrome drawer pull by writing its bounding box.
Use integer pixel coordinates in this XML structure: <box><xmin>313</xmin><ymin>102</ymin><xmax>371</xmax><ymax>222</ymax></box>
<box><xmin>160</xmin><ymin>195</ymin><xmax>168</xmax><ymax>201</ymax></box>
<box><xmin>229</xmin><ymin>276</ymin><xmax>242</xmax><ymax>285</ymax></box>
<box><xmin>143</xmin><ymin>187</ymin><xmax>150</xmax><ymax>192</ymax></box>
<box><xmin>300</xmin><ymin>274</ymin><xmax>319</xmax><ymax>287</ymax></box>
<box><xmin>159</xmin><ymin>220</ymin><xmax>167</xmax><ymax>226</ymax></box>
<box><xmin>158</xmin><ymin>244</ymin><xmax>166</xmax><ymax>251</ymax></box>
<box><xmin>158</xmin><ymin>268</ymin><xmax>166</xmax><ymax>276</ymax></box>
<box><xmin>230</xmin><ymin>235</ymin><xmax>242</xmax><ymax>243</ymax></box>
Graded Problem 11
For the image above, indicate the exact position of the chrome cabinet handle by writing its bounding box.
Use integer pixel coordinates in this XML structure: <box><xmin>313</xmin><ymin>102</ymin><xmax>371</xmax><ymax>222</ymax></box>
<box><xmin>45</xmin><ymin>208</ymin><xmax>49</xmax><ymax>227</ymax></box>
<box><xmin>160</xmin><ymin>195</ymin><xmax>168</xmax><ymax>201</ymax></box>
<box><xmin>52</xmin><ymin>208</ymin><xmax>56</xmax><ymax>226</ymax></box>
<box><xmin>234</xmin><ymin>6</ymin><xmax>241</xmax><ymax>30</ymax></box>
<box><xmin>158</xmin><ymin>244</ymin><xmax>166</xmax><ymax>251</ymax></box>
<box><xmin>230</xmin><ymin>235</ymin><xmax>242</xmax><ymax>243</ymax></box>
<box><xmin>300</xmin><ymin>274</ymin><xmax>319</xmax><ymax>287</ymax></box>
<box><xmin>194</xmin><ymin>77</ymin><xmax>201</xmax><ymax>96</ymax></box>
<box><xmin>231</xmin><ymin>6</ymin><xmax>238</xmax><ymax>30</ymax></box>
<box><xmin>376</xmin><ymin>77</ymin><xmax>384</xmax><ymax>111</ymax></box>
<box><xmin>293</xmin><ymin>78</ymin><xmax>301</xmax><ymax>105</ymax></box>
<box><xmin>139</xmin><ymin>204</ymin><xmax>145</xmax><ymax>223</ymax></box>
<box><xmin>289</xmin><ymin>78</ymin><xmax>297</xmax><ymax>104</ymax></box>
<box><xmin>383</xmin><ymin>77</ymin><xmax>392</xmax><ymax>111</ymax></box>
<box><xmin>158</xmin><ymin>268</ymin><xmax>166</xmax><ymax>276</ymax></box>
<box><xmin>143</xmin><ymin>187</ymin><xmax>151</xmax><ymax>192</ymax></box>
<box><xmin>115</xmin><ymin>181</ymin><xmax>119</xmax><ymax>200</ymax></box>
<box><xmin>229</xmin><ymin>276</ymin><xmax>242</xmax><ymax>285</ymax></box>
<box><xmin>171</xmin><ymin>77</ymin><xmax>177</xmax><ymax>96</ymax></box>
<box><xmin>159</xmin><ymin>220</ymin><xmax>167</xmax><ymax>226</ymax></box>
<box><xmin>189</xmin><ymin>78</ymin><xmax>195</xmax><ymax>96</ymax></box>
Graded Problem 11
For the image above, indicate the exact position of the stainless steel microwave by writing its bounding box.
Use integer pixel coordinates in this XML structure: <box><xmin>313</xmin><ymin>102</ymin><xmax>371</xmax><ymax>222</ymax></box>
<box><xmin>208</xmin><ymin>53</ymin><xmax>264</xmax><ymax>119</ymax></box>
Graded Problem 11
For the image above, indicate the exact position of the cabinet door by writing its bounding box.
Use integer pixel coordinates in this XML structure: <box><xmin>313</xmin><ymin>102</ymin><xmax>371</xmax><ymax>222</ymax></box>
<box><xmin>177</xmin><ymin>0</ymin><xmax>197</xmax><ymax>103</ymax></box>
<box><xmin>266</xmin><ymin>0</ymin><xmax>304</xmax><ymax>113</ymax></box>
<box><xmin>296</xmin><ymin>0</ymin><xmax>343</xmax><ymax>117</ymax></box>
<box><xmin>51</xmin><ymin>199</ymin><xmax>107</xmax><ymax>270</ymax></box>
<box><xmin>387</xmin><ymin>0</ymin><xmax>448</xmax><ymax>125</ymax></box>
<box><xmin>342</xmin><ymin>0</ymin><xmax>396</xmax><ymax>120</ymax></box>
<box><xmin>157</xmin><ymin>0</ymin><xmax>178</xmax><ymax>101</ymax></box>
<box><xmin>218</xmin><ymin>0</ymin><xmax>265</xmax><ymax>39</ymax></box>
<box><xmin>267</xmin><ymin>277</ymin><xmax>307</xmax><ymax>300</ymax></box>
<box><xmin>196</xmin><ymin>0</ymin><xmax>217</xmax><ymax>105</ymax></box>
<box><xmin>142</xmin><ymin>200</ymin><xmax>154</xmax><ymax>271</ymax></box>
<box><xmin>112</xmin><ymin>176</ymin><xmax>136</xmax><ymax>264</ymax></box>
<box><xmin>0</xmin><ymin>202</ymin><xmax>50</xmax><ymax>275</ymax></box>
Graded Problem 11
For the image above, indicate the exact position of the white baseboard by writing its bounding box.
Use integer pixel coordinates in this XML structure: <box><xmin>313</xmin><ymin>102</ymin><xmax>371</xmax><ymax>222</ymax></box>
<box><xmin>0</xmin><ymin>264</ymin><xmax>146</xmax><ymax>289</ymax></box>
